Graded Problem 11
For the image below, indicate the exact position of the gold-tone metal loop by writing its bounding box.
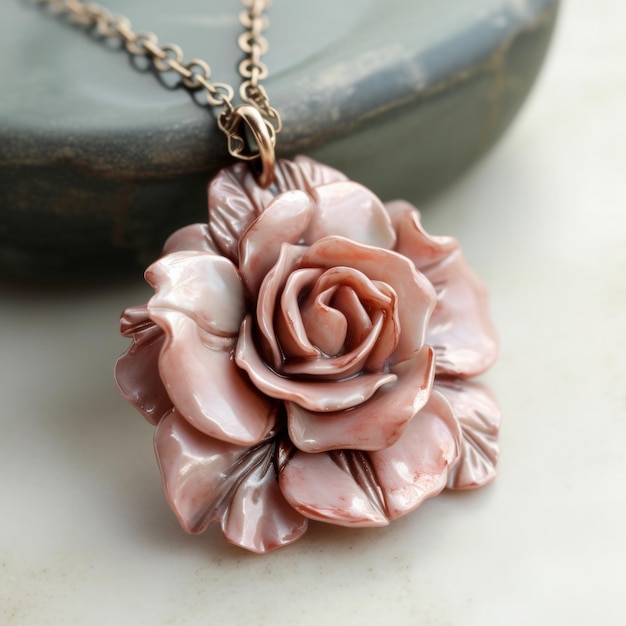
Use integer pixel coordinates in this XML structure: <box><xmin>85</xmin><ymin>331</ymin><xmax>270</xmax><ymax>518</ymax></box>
<box><xmin>238</xmin><ymin>59</ymin><xmax>268</xmax><ymax>81</ymax></box>
<box><xmin>182</xmin><ymin>59</ymin><xmax>212</xmax><ymax>89</ymax></box>
<box><xmin>218</xmin><ymin>104</ymin><xmax>276</xmax><ymax>188</ymax></box>
<box><xmin>109</xmin><ymin>15</ymin><xmax>133</xmax><ymax>42</ymax></box>
<box><xmin>206</xmin><ymin>82</ymin><xmax>235</xmax><ymax>108</ymax></box>
<box><xmin>125</xmin><ymin>31</ymin><xmax>157</xmax><ymax>56</ymax></box>
<box><xmin>238</xmin><ymin>32</ymin><xmax>268</xmax><ymax>55</ymax></box>
<box><xmin>153</xmin><ymin>43</ymin><xmax>184</xmax><ymax>72</ymax></box>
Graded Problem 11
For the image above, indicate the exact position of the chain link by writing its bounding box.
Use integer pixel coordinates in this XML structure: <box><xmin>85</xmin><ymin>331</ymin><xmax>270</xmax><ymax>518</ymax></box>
<box><xmin>35</xmin><ymin>0</ymin><xmax>280</xmax><ymax>124</ymax></box>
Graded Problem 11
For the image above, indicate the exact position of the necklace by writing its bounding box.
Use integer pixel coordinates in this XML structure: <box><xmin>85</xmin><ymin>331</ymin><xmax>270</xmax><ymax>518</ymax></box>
<box><xmin>40</xmin><ymin>0</ymin><xmax>500</xmax><ymax>554</ymax></box>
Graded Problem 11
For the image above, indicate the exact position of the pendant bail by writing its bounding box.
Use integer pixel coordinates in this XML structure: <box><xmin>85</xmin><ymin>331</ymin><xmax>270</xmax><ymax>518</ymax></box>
<box><xmin>218</xmin><ymin>104</ymin><xmax>276</xmax><ymax>188</ymax></box>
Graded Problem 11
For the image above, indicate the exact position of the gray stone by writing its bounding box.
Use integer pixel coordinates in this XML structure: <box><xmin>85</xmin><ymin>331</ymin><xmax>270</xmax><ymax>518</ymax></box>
<box><xmin>0</xmin><ymin>0</ymin><xmax>559</xmax><ymax>279</ymax></box>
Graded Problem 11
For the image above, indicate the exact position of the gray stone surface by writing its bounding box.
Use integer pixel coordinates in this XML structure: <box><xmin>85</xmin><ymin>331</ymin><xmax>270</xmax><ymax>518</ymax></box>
<box><xmin>0</xmin><ymin>0</ymin><xmax>559</xmax><ymax>279</ymax></box>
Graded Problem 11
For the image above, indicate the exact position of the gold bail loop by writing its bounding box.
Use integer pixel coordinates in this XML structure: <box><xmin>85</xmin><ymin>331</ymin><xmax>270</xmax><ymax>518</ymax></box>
<box><xmin>218</xmin><ymin>104</ymin><xmax>276</xmax><ymax>188</ymax></box>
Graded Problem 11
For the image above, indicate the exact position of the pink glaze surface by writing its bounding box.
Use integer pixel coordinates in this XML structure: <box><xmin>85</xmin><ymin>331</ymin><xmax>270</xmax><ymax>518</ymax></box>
<box><xmin>115</xmin><ymin>156</ymin><xmax>500</xmax><ymax>553</ymax></box>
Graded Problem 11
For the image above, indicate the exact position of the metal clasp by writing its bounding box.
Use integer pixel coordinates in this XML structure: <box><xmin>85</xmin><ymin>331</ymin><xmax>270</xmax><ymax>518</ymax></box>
<box><xmin>218</xmin><ymin>104</ymin><xmax>276</xmax><ymax>188</ymax></box>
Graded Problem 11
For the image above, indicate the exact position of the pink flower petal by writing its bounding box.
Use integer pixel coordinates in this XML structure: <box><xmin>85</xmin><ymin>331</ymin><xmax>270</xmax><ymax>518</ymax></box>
<box><xmin>279</xmin><ymin>450</ymin><xmax>388</xmax><ymax>527</ymax></box>
<box><xmin>221</xmin><ymin>456</ymin><xmax>309</xmax><ymax>553</ymax></box>
<box><xmin>435</xmin><ymin>379</ymin><xmax>501</xmax><ymax>490</ymax></box>
<box><xmin>300</xmin><ymin>286</ymin><xmax>348</xmax><ymax>357</ymax></box>
<box><xmin>236</xmin><ymin>315</ymin><xmax>397</xmax><ymax>412</ymax></box>
<box><xmin>369</xmin><ymin>389</ymin><xmax>462</xmax><ymax>520</ymax></box>
<box><xmin>281</xmin><ymin>311</ymin><xmax>383</xmax><ymax>380</ymax></box>
<box><xmin>162</xmin><ymin>223</ymin><xmax>219</xmax><ymax>255</ymax></box>
<box><xmin>115</xmin><ymin>305</ymin><xmax>172</xmax><ymax>425</ymax></box>
<box><xmin>273</xmin><ymin>155</ymin><xmax>348</xmax><ymax>193</ymax></box>
<box><xmin>155</xmin><ymin>410</ymin><xmax>307</xmax><ymax>552</ymax></box>
<box><xmin>362</xmin><ymin>282</ymin><xmax>400</xmax><ymax>371</ymax></box>
<box><xmin>149</xmin><ymin>310</ymin><xmax>277</xmax><ymax>445</ymax></box>
<box><xmin>332</xmin><ymin>285</ymin><xmax>373</xmax><ymax>349</ymax></box>
<box><xmin>256</xmin><ymin>243</ymin><xmax>308</xmax><ymax>369</ymax></box>
<box><xmin>279</xmin><ymin>265</ymin><xmax>397</xmax><ymax>374</ymax></box>
<box><xmin>286</xmin><ymin>346</ymin><xmax>435</xmax><ymax>453</ymax></box>
<box><xmin>386</xmin><ymin>201</ymin><xmax>498</xmax><ymax>376</ymax></box>
<box><xmin>208</xmin><ymin>163</ymin><xmax>273</xmax><ymax>264</ymax></box>
<box><xmin>304</xmin><ymin>181</ymin><xmax>396</xmax><ymax>249</ymax></box>
<box><xmin>155</xmin><ymin>409</ymin><xmax>250</xmax><ymax>533</ymax></box>
<box><xmin>302</xmin><ymin>237</ymin><xmax>436</xmax><ymax>364</ymax></box>
<box><xmin>238</xmin><ymin>190</ymin><xmax>314</xmax><ymax>295</ymax></box>
<box><xmin>146</xmin><ymin>251</ymin><xmax>245</xmax><ymax>338</ymax></box>
<box><xmin>207</xmin><ymin>157</ymin><xmax>345</xmax><ymax>266</ymax></box>
<box><xmin>275</xmin><ymin>268</ymin><xmax>323</xmax><ymax>360</ymax></box>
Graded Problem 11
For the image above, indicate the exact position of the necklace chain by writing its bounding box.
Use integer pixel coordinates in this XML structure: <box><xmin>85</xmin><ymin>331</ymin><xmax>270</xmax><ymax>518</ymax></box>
<box><xmin>35</xmin><ymin>0</ymin><xmax>281</xmax><ymax>133</ymax></box>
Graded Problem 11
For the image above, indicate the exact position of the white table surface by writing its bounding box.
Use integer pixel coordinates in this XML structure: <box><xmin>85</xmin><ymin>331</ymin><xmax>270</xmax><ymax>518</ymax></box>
<box><xmin>2</xmin><ymin>1</ymin><xmax>625</xmax><ymax>624</ymax></box>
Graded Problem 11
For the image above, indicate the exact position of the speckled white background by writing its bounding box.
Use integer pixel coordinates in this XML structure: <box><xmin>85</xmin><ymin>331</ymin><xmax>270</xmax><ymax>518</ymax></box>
<box><xmin>2</xmin><ymin>1</ymin><xmax>625</xmax><ymax>624</ymax></box>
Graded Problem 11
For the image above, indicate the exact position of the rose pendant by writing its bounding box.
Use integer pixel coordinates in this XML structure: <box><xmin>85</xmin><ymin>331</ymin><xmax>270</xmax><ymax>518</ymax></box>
<box><xmin>115</xmin><ymin>156</ymin><xmax>500</xmax><ymax>553</ymax></box>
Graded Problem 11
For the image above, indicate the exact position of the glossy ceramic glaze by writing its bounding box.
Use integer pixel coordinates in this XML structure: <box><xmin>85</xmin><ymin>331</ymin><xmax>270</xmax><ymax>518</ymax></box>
<box><xmin>115</xmin><ymin>156</ymin><xmax>500</xmax><ymax>553</ymax></box>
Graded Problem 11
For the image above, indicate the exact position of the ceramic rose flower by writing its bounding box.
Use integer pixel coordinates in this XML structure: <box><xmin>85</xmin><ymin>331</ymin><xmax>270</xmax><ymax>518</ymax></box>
<box><xmin>115</xmin><ymin>156</ymin><xmax>500</xmax><ymax>553</ymax></box>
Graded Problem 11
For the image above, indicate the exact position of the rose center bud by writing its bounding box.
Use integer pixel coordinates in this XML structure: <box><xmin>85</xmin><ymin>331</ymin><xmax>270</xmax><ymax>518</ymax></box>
<box><xmin>276</xmin><ymin>266</ymin><xmax>400</xmax><ymax>381</ymax></box>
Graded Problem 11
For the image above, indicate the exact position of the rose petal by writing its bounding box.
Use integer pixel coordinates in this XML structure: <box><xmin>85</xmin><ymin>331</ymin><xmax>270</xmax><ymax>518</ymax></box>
<box><xmin>115</xmin><ymin>305</ymin><xmax>172</xmax><ymax>425</ymax></box>
<box><xmin>278</xmin><ymin>265</ymin><xmax>396</xmax><ymax>366</ymax></box>
<box><xmin>236</xmin><ymin>315</ymin><xmax>397</xmax><ymax>412</ymax></box>
<box><xmin>286</xmin><ymin>346</ymin><xmax>435</xmax><ymax>453</ymax></box>
<box><xmin>304</xmin><ymin>181</ymin><xmax>397</xmax><ymax>249</ymax></box>
<box><xmin>281</xmin><ymin>311</ymin><xmax>383</xmax><ymax>380</ymax></box>
<box><xmin>238</xmin><ymin>190</ymin><xmax>314</xmax><ymax>295</ymax></box>
<box><xmin>435</xmin><ymin>379</ymin><xmax>501</xmax><ymax>490</ymax></box>
<box><xmin>207</xmin><ymin>157</ymin><xmax>346</xmax><ymax>265</ymax></box>
<box><xmin>256</xmin><ymin>243</ymin><xmax>309</xmax><ymax>368</ymax></box>
<box><xmin>302</xmin><ymin>237</ymin><xmax>436</xmax><ymax>364</ymax></box>
<box><xmin>332</xmin><ymin>286</ymin><xmax>373</xmax><ymax>349</ymax></box>
<box><xmin>208</xmin><ymin>163</ymin><xmax>273</xmax><ymax>264</ymax></box>
<box><xmin>387</xmin><ymin>201</ymin><xmax>498</xmax><ymax>376</ymax></box>
<box><xmin>362</xmin><ymin>281</ymin><xmax>400</xmax><ymax>371</ymax></box>
<box><xmin>155</xmin><ymin>410</ymin><xmax>306</xmax><ymax>552</ymax></box>
<box><xmin>273</xmin><ymin>155</ymin><xmax>348</xmax><ymax>193</ymax></box>
<box><xmin>369</xmin><ymin>389</ymin><xmax>462</xmax><ymax>519</ymax></box>
<box><xmin>155</xmin><ymin>409</ymin><xmax>250</xmax><ymax>533</ymax></box>
<box><xmin>222</xmin><ymin>453</ymin><xmax>309</xmax><ymax>553</ymax></box>
<box><xmin>275</xmin><ymin>267</ymin><xmax>322</xmax><ymax>360</ymax></box>
<box><xmin>300</xmin><ymin>286</ymin><xmax>347</xmax><ymax>357</ymax></box>
<box><xmin>162</xmin><ymin>223</ymin><xmax>219</xmax><ymax>255</ymax></box>
<box><xmin>146</xmin><ymin>251</ymin><xmax>245</xmax><ymax>338</ymax></box>
<box><xmin>150</xmin><ymin>310</ymin><xmax>277</xmax><ymax>445</ymax></box>
<box><xmin>279</xmin><ymin>450</ymin><xmax>388</xmax><ymax>527</ymax></box>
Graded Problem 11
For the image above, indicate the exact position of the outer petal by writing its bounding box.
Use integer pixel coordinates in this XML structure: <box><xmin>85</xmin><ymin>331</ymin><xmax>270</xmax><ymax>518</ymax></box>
<box><xmin>149</xmin><ymin>310</ymin><xmax>277</xmax><ymax>445</ymax></box>
<box><xmin>207</xmin><ymin>157</ymin><xmax>345</xmax><ymax>265</ymax></box>
<box><xmin>304</xmin><ymin>181</ymin><xmax>396</xmax><ymax>249</ymax></box>
<box><xmin>302</xmin><ymin>237</ymin><xmax>436</xmax><ymax>364</ymax></box>
<box><xmin>155</xmin><ymin>411</ymin><xmax>307</xmax><ymax>552</ymax></box>
<box><xmin>369</xmin><ymin>389</ymin><xmax>462</xmax><ymax>519</ymax></box>
<box><xmin>222</xmin><ymin>455</ymin><xmax>309</xmax><ymax>553</ymax></box>
<box><xmin>279</xmin><ymin>450</ymin><xmax>388</xmax><ymax>527</ymax></box>
<box><xmin>286</xmin><ymin>346</ymin><xmax>435</xmax><ymax>453</ymax></box>
<box><xmin>387</xmin><ymin>200</ymin><xmax>498</xmax><ymax>376</ymax></box>
<box><xmin>115</xmin><ymin>305</ymin><xmax>172</xmax><ymax>425</ymax></box>
<box><xmin>162</xmin><ymin>223</ymin><xmax>219</xmax><ymax>255</ymax></box>
<box><xmin>238</xmin><ymin>190</ymin><xmax>314</xmax><ymax>295</ymax></box>
<box><xmin>146</xmin><ymin>251</ymin><xmax>246</xmax><ymax>338</ymax></box>
<box><xmin>236</xmin><ymin>315</ymin><xmax>396</xmax><ymax>412</ymax></box>
<box><xmin>435</xmin><ymin>379</ymin><xmax>501</xmax><ymax>490</ymax></box>
<box><xmin>208</xmin><ymin>163</ymin><xmax>272</xmax><ymax>264</ymax></box>
<box><xmin>155</xmin><ymin>409</ymin><xmax>250</xmax><ymax>533</ymax></box>
<box><xmin>273</xmin><ymin>155</ymin><xmax>348</xmax><ymax>193</ymax></box>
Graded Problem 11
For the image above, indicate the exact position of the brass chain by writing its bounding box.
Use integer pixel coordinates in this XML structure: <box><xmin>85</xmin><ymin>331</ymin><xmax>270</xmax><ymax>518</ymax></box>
<box><xmin>35</xmin><ymin>0</ymin><xmax>281</xmax><ymax>134</ymax></box>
